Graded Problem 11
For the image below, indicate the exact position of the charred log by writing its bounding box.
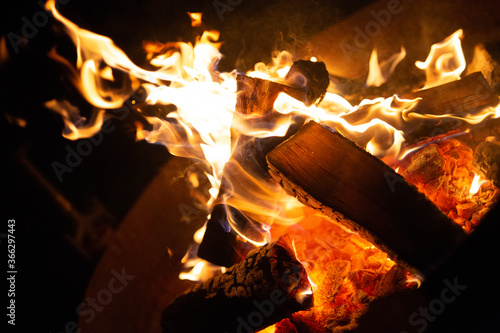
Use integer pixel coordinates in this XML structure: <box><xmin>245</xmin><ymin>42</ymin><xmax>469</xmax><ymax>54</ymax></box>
<box><xmin>162</xmin><ymin>235</ymin><xmax>313</xmax><ymax>333</ymax></box>
<box><xmin>283</xmin><ymin>60</ymin><xmax>330</xmax><ymax>106</ymax></box>
<box><xmin>267</xmin><ymin>121</ymin><xmax>467</xmax><ymax>276</ymax></box>
<box><xmin>401</xmin><ymin>72</ymin><xmax>499</xmax><ymax>143</ymax></box>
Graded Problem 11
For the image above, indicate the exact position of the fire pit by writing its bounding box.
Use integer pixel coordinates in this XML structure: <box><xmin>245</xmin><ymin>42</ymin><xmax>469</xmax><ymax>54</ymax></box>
<box><xmin>3</xmin><ymin>0</ymin><xmax>500</xmax><ymax>332</ymax></box>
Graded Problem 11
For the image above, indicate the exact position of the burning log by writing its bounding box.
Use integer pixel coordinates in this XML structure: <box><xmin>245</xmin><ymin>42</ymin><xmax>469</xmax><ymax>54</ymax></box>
<box><xmin>401</xmin><ymin>72</ymin><xmax>498</xmax><ymax>116</ymax></box>
<box><xmin>474</xmin><ymin>140</ymin><xmax>500</xmax><ymax>188</ymax></box>
<box><xmin>267</xmin><ymin>121</ymin><xmax>467</xmax><ymax>275</ymax></box>
<box><xmin>339</xmin><ymin>72</ymin><xmax>499</xmax><ymax>146</ymax></box>
<box><xmin>401</xmin><ymin>72</ymin><xmax>499</xmax><ymax>143</ymax></box>
<box><xmin>199</xmin><ymin>60</ymin><xmax>329</xmax><ymax>267</ymax></box>
<box><xmin>161</xmin><ymin>235</ymin><xmax>313</xmax><ymax>333</ymax></box>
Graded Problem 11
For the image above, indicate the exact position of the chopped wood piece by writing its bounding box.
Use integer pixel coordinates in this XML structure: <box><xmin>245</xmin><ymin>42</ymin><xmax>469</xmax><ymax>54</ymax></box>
<box><xmin>267</xmin><ymin>121</ymin><xmax>467</xmax><ymax>275</ymax></box>
<box><xmin>402</xmin><ymin>72</ymin><xmax>499</xmax><ymax>115</ymax></box>
<box><xmin>474</xmin><ymin>140</ymin><xmax>500</xmax><ymax>188</ymax></box>
<box><xmin>236</xmin><ymin>74</ymin><xmax>292</xmax><ymax>116</ymax></box>
<box><xmin>401</xmin><ymin>72</ymin><xmax>499</xmax><ymax>143</ymax></box>
<box><xmin>339</xmin><ymin>72</ymin><xmax>499</xmax><ymax>146</ymax></box>
<box><xmin>162</xmin><ymin>235</ymin><xmax>313</xmax><ymax>333</ymax></box>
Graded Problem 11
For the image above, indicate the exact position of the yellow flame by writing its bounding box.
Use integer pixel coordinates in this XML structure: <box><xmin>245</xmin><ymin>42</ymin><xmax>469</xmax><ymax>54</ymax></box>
<box><xmin>469</xmin><ymin>173</ymin><xmax>487</xmax><ymax>195</ymax></box>
<box><xmin>366</xmin><ymin>46</ymin><xmax>406</xmax><ymax>87</ymax></box>
<box><xmin>187</xmin><ymin>12</ymin><xmax>203</xmax><ymax>27</ymax></box>
<box><xmin>45</xmin><ymin>99</ymin><xmax>105</xmax><ymax>140</ymax></box>
<box><xmin>416</xmin><ymin>29</ymin><xmax>466</xmax><ymax>89</ymax></box>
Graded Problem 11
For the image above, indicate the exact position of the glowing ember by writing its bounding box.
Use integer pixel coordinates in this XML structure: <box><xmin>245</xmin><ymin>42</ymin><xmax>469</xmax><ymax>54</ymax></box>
<box><xmin>397</xmin><ymin>140</ymin><xmax>499</xmax><ymax>233</ymax></box>
<box><xmin>269</xmin><ymin>206</ymin><xmax>415</xmax><ymax>331</ymax></box>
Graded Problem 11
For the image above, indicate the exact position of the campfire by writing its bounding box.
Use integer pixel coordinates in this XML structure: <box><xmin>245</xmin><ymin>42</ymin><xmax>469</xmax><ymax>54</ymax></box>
<box><xmin>5</xmin><ymin>0</ymin><xmax>500</xmax><ymax>332</ymax></box>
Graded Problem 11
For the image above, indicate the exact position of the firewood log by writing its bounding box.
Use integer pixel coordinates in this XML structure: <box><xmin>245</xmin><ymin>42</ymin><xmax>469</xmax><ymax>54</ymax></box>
<box><xmin>267</xmin><ymin>121</ymin><xmax>467</xmax><ymax>276</ymax></box>
<box><xmin>473</xmin><ymin>140</ymin><xmax>500</xmax><ymax>188</ymax></box>
<box><xmin>162</xmin><ymin>235</ymin><xmax>313</xmax><ymax>333</ymax></box>
<box><xmin>199</xmin><ymin>61</ymin><xmax>329</xmax><ymax>267</ymax></box>
<box><xmin>338</xmin><ymin>72</ymin><xmax>499</xmax><ymax>146</ymax></box>
<box><xmin>401</xmin><ymin>72</ymin><xmax>498</xmax><ymax>116</ymax></box>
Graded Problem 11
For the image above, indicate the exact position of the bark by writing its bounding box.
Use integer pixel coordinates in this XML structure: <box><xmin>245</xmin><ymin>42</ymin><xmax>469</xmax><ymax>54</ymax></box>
<box><xmin>162</xmin><ymin>235</ymin><xmax>313</xmax><ymax>333</ymax></box>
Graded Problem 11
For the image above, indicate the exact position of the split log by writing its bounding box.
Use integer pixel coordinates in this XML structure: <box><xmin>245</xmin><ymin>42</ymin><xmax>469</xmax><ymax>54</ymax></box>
<box><xmin>162</xmin><ymin>235</ymin><xmax>313</xmax><ymax>333</ymax></box>
<box><xmin>199</xmin><ymin>61</ymin><xmax>329</xmax><ymax>267</ymax></box>
<box><xmin>474</xmin><ymin>140</ymin><xmax>500</xmax><ymax>188</ymax></box>
<box><xmin>401</xmin><ymin>72</ymin><xmax>499</xmax><ymax>116</ymax></box>
<box><xmin>267</xmin><ymin>121</ymin><xmax>467</xmax><ymax>275</ymax></box>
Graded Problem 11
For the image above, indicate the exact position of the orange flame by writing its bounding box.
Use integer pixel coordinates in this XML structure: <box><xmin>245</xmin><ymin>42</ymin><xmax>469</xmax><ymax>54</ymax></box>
<box><xmin>416</xmin><ymin>29</ymin><xmax>466</xmax><ymax>89</ymax></box>
<box><xmin>366</xmin><ymin>47</ymin><xmax>406</xmax><ymax>87</ymax></box>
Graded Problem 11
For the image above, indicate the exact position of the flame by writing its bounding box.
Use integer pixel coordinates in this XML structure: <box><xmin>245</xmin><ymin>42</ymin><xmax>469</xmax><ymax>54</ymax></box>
<box><xmin>45</xmin><ymin>99</ymin><xmax>105</xmax><ymax>140</ymax></box>
<box><xmin>416</xmin><ymin>29</ymin><xmax>466</xmax><ymax>89</ymax></box>
<box><xmin>469</xmin><ymin>173</ymin><xmax>487</xmax><ymax>195</ymax></box>
<box><xmin>187</xmin><ymin>12</ymin><xmax>203</xmax><ymax>27</ymax></box>
<box><xmin>366</xmin><ymin>47</ymin><xmax>406</xmax><ymax>87</ymax></box>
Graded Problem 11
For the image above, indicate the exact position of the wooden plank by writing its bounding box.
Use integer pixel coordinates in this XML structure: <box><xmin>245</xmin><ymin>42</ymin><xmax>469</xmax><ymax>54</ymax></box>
<box><xmin>267</xmin><ymin>121</ymin><xmax>467</xmax><ymax>275</ymax></box>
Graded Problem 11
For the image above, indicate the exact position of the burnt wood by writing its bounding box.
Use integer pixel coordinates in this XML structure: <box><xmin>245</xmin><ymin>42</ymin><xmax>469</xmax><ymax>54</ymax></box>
<box><xmin>401</xmin><ymin>72</ymin><xmax>499</xmax><ymax>143</ymax></box>
<box><xmin>267</xmin><ymin>121</ymin><xmax>467</xmax><ymax>276</ymax></box>
<box><xmin>162</xmin><ymin>235</ymin><xmax>313</xmax><ymax>333</ymax></box>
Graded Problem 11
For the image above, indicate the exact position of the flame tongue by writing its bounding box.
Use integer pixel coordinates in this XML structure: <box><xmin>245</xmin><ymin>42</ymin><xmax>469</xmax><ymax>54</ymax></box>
<box><xmin>416</xmin><ymin>29</ymin><xmax>466</xmax><ymax>89</ymax></box>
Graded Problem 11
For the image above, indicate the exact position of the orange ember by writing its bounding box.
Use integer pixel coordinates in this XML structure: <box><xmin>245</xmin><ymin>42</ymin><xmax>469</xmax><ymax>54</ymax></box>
<box><xmin>397</xmin><ymin>140</ymin><xmax>499</xmax><ymax>233</ymax></box>
<box><xmin>269</xmin><ymin>206</ymin><xmax>415</xmax><ymax>332</ymax></box>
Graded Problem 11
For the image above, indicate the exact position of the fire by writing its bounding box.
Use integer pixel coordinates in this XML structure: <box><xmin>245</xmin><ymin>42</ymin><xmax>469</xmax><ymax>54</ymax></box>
<box><xmin>366</xmin><ymin>46</ymin><xmax>406</xmax><ymax>87</ymax></box>
<box><xmin>470</xmin><ymin>173</ymin><xmax>487</xmax><ymax>195</ymax></box>
<box><xmin>40</xmin><ymin>2</ymin><xmax>500</xmax><ymax>331</ymax></box>
<box><xmin>415</xmin><ymin>29</ymin><xmax>466</xmax><ymax>89</ymax></box>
